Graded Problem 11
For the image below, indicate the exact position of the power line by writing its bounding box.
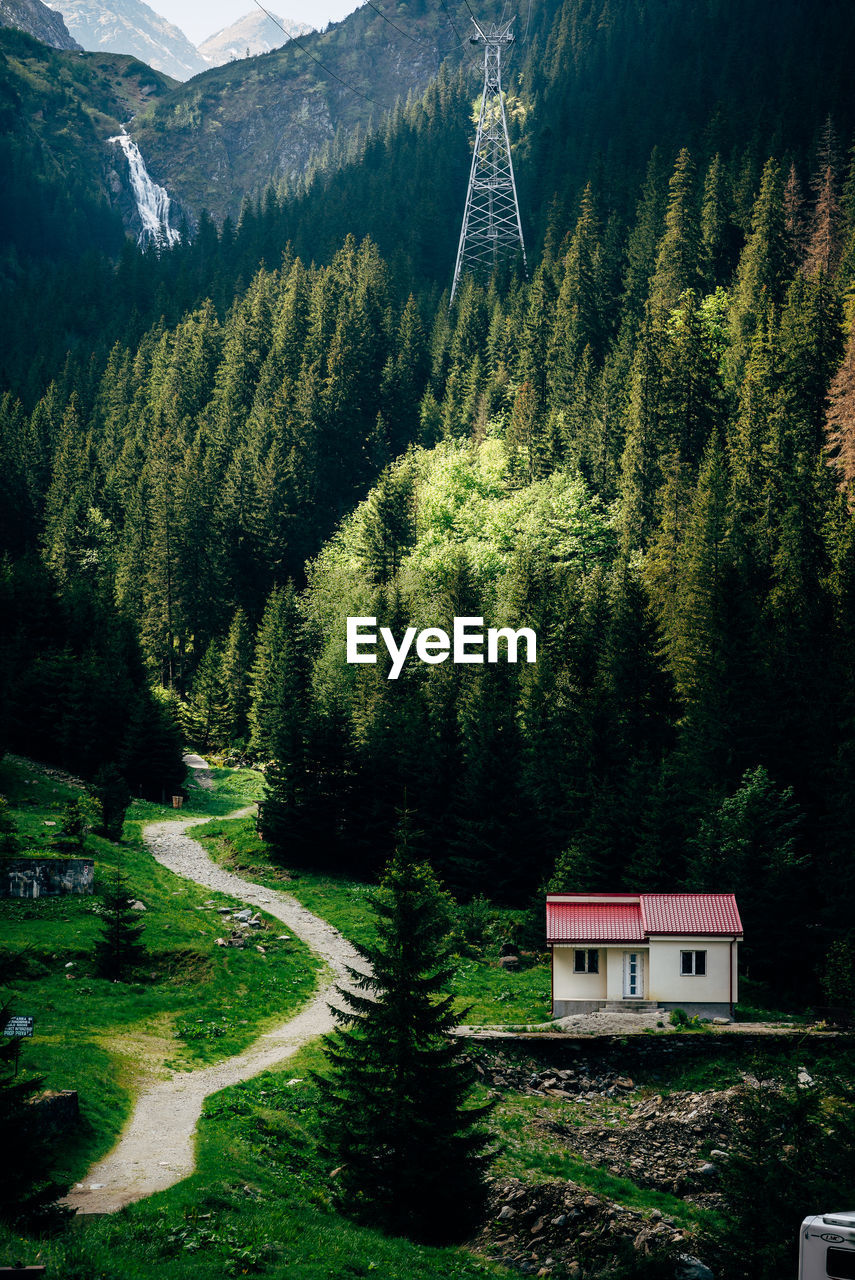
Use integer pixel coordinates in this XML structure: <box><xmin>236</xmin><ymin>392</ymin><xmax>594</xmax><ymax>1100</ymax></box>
<box><xmin>458</xmin><ymin>0</ymin><xmax>481</xmax><ymax>29</ymax></box>
<box><xmin>522</xmin><ymin>0</ymin><xmax>533</xmax><ymax>44</ymax></box>
<box><xmin>362</xmin><ymin>0</ymin><xmax>428</xmax><ymax>44</ymax></box>
<box><xmin>253</xmin><ymin>0</ymin><xmax>380</xmax><ymax>106</ymax></box>
<box><xmin>437</xmin><ymin>0</ymin><xmax>475</xmax><ymax>56</ymax></box>
<box><xmin>363</xmin><ymin>0</ymin><xmax>471</xmax><ymax>59</ymax></box>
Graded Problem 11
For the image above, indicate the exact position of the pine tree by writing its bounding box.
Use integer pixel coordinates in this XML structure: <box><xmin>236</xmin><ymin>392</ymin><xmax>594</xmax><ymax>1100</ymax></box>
<box><xmin>621</xmin><ymin>149</ymin><xmax>668</xmax><ymax>332</ymax></box>
<box><xmin>649</xmin><ymin>148</ymin><xmax>703</xmax><ymax>319</ymax></box>
<box><xmin>182</xmin><ymin>641</ymin><xmax>230</xmax><ymax>752</ymax></box>
<box><xmin>93</xmin><ymin>865</ymin><xmax>147</xmax><ymax>980</ymax></box>
<box><xmin>689</xmin><ymin>766</ymin><xmax>805</xmax><ymax>989</ymax></box>
<box><xmin>548</xmin><ymin>183</ymin><xmax>605</xmax><ymax>403</ymax></box>
<box><xmin>315</xmin><ymin>822</ymin><xmax>492</xmax><ymax>1243</ymax></box>
<box><xmin>0</xmin><ymin>798</ymin><xmax>19</xmax><ymax>853</ymax></box>
<box><xmin>825</xmin><ymin>328</ymin><xmax>855</xmax><ymax>491</ymax></box>
<box><xmin>804</xmin><ymin>161</ymin><xmax>845</xmax><ymax>278</ymax></box>
<box><xmin>220</xmin><ymin>608</ymin><xmax>253</xmax><ymax>746</ymax></box>
<box><xmin>701</xmin><ymin>153</ymin><xmax>736</xmax><ymax>287</ymax></box>
<box><xmin>92</xmin><ymin>765</ymin><xmax>131</xmax><ymax>843</ymax></box>
<box><xmin>120</xmin><ymin>691</ymin><xmax>185</xmax><ymax>802</ymax></box>
<box><xmin>714</xmin><ymin>1072</ymin><xmax>855</xmax><ymax>1280</ymax></box>
<box><xmin>728</xmin><ymin>158</ymin><xmax>791</xmax><ymax>378</ymax></box>
<box><xmin>358</xmin><ymin>460</ymin><xmax>416</xmax><ymax>586</ymax></box>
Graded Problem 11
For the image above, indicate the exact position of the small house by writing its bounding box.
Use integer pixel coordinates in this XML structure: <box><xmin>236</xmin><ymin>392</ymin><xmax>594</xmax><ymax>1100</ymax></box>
<box><xmin>546</xmin><ymin>892</ymin><xmax>742</xmax><ymax>1019</ymax></box>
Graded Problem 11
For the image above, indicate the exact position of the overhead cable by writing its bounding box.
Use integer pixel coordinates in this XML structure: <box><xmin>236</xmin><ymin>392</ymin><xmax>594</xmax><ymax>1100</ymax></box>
<box><xmin>253</xmin><ymin>0</ymin><xmax>380</xmax><ymax>106</ymax></box>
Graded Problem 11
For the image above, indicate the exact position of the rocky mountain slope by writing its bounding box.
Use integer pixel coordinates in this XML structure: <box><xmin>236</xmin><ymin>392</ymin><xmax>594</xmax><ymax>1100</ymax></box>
<box><xmin>128</xmin><ymin>0</ymin><xmax>503</xmax><ymax>223</ymax></box>
<box><xmin>53</xmin><ymin>0</ymin><xmax>206</xmax><ymax>78</ymax></box>
<box><xmin>0</xmin><ymin>0</ymin><xmax>80</xmax><ymax>47</ymax></box>
<box><xmin>198</xmin><ymin>10</ymin><xmax>312</xmax><ymax>67</ymax></box>
<box><xmin>0</xmin><ymin>28</ymin><xmax>178</xmax><ymax>262</ymax></box>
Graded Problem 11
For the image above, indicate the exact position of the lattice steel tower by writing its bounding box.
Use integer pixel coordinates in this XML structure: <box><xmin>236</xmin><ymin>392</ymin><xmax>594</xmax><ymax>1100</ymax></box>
<box><xmin>450</xmin><ymin>17</ymin><xmax>527</xmax><ymax>303</ymax></box>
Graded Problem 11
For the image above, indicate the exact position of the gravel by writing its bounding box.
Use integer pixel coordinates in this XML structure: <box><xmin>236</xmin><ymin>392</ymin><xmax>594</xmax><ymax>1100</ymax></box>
<box><xmin>65</xmin><ymin>812</ymin><xmax>365</xmax><ymax>1215</ymax></box>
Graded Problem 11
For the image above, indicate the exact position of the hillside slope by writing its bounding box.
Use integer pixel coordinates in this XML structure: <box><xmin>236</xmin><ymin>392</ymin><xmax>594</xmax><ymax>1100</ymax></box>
<box><xmin>128</xmin><ymin>0</ymin><xmax>518</xmax><ymax>222</ymax></box>
<box><xmin>54</xmin><ymin>0</ymin><xmax>206</xmax><ymax>78</ymax></box>
<box><xmin>0</xmin><ymin>29</ymin><xmax>177</xmax><ymax>263</ymax></box>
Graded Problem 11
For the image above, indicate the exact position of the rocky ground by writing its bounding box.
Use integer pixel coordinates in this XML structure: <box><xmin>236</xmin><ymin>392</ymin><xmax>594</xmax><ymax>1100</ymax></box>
<box><xmin>472</xmin><ymin>1053</ymin><xmax>741</xmax><ymax>1278</ymax></box>
<box><xmin>477</xmin><ymin>1178</ymin><xmax>711</xmax><ymax>1279</ymax></box>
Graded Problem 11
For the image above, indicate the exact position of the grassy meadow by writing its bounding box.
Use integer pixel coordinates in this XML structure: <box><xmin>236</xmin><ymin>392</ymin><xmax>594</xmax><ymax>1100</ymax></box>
<box><xmin>191</xmin><ymin>812</ymin><xmax>553</xmax><ymax>1025</ymax></box>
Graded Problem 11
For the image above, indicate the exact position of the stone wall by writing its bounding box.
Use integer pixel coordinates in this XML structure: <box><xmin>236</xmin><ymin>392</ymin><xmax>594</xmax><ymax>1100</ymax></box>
<box><xmin>463</xmin><ymin>1029</ymin><xmax>853</xmax><ymax>1072</ymax></box>
<box><xmin>0</xmin><ymin>857</ymin><xmax>94</xmax><ymax>898</ymax></box>
<box><xmin>29</xmin><ymin>1090</ymin><xmax>80</xmax><ymax>1134</ymax></box>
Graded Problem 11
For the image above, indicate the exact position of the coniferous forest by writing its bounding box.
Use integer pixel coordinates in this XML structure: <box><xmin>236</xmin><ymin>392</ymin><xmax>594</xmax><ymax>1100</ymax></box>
<box><xmin>4</xmin><ymin>0</ymin><xmax>855</xmax><ymax>1011</ymax></box>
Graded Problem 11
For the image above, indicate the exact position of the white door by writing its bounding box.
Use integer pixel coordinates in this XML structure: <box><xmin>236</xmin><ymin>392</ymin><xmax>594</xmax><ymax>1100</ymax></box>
<box><xmin>623</xmin><ymin>951</ymin><xmax>643</xmax><ymax>998</ymax></box>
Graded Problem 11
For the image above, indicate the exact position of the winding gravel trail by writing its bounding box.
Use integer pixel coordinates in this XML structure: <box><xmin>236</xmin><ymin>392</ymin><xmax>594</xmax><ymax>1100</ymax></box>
<box><xmin>66</xmin><ymin>808</ymin><xmax>364</xmax><ymax>1215</ymax></box>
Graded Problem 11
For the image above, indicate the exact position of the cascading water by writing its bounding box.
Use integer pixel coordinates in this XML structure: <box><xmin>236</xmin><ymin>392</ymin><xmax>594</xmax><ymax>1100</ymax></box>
<box><xmin>108</xmin><ymin>129</ymin><xmax>180</xmax><ymax>248</ymax></box>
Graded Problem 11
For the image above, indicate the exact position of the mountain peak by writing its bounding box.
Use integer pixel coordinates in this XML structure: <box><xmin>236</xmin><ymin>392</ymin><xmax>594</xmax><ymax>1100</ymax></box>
<box><xmin>0</xmin><ymin>0</ymin><xmax>81</xmax><ymax>48</ymax></box>
<box><xmin>198</xmin><ymin>9</ymin><xmax>313</xmax><ymax>67</ymax></box>
<box><xmin>52</xmin><ymin>0</ymin><xmax>207</xmax><ymax>79</ymax></box>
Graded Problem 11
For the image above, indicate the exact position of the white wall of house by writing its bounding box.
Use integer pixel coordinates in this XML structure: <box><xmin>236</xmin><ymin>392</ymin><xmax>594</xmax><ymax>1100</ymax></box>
<box><xmin>552</xmin><ymin>945</ymin><xmax>607</xmax><ymax>1000</ymax></box>
<box><xmin>552</xmin><ymin>938</ymin><xmax>738</xmax><ymax>1007</ymax></box>
<box><xmin>647</xmin><ymin>937</ymin><xmax>738</xmax><ymax>1005</ymax></box>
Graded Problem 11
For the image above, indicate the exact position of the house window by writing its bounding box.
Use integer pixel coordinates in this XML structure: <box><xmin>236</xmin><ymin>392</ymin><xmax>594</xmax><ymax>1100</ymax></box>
<box><xmin>680</xmin><ymin>950</ymin><xmax>707</xmax><ymax>976</ymax></box>
<box><xmin>574</xmin><ymin>948</ymin><xmax>599</xmax><ymax>974</ymax></box>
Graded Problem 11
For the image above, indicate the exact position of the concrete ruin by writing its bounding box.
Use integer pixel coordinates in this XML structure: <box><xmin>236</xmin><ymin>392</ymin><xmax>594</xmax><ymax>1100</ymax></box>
<box><xmin>0</xmin><ymin>857</ymin><xmax>94</xmax><ymax>898</ymax></box>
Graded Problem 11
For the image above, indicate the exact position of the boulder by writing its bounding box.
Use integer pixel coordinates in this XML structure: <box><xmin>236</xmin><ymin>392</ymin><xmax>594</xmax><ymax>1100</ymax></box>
<box><xmin>675</xmin><ymin>1256</ymin><xmax>715</xmax><ymax>1280</ymax></box>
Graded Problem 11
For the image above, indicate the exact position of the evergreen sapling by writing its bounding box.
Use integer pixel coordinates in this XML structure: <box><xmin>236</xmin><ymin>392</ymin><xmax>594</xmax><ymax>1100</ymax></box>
<box><xmin>94</xmin><ymin>865</ymin><xmax>147</xmax><ymax>981</ymax></box>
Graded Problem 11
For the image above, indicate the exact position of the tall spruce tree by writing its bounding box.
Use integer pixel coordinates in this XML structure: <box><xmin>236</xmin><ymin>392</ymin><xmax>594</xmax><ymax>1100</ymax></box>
<box><xmin>315</xmin><ymin>820</ymin><xmax>492</xmax><ymax>1243</ymax></box>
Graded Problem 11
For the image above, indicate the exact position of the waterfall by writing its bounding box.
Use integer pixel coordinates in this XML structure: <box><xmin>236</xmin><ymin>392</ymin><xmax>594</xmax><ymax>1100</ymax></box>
<box><xmin>108</xmin><ymin>130</ymin><xmax>180</xmax><ymax>249</ymax></box>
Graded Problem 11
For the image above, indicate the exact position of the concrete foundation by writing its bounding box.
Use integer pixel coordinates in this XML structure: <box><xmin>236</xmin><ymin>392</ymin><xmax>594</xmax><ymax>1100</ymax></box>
<box><xmin>552</xmin><ymin>999</ymin><xmax>732</xmax><ymax>1021</ymax></box>
<box><xmin>553</xmin><ymin>999</ymin><xmax>609</xmax><ymax>1017</ymax></box>
<box><xmin>661</xmin><ymin>1002</ymin><xmax>732</xmax><ymax>1021</ymax></box>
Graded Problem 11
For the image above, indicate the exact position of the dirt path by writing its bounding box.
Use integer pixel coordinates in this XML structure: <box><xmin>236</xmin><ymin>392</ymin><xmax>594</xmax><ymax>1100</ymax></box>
<box><xmin>66</xmin><ymin>809</ymin><xmax>365</xmax><ymax>1215</ymax></box>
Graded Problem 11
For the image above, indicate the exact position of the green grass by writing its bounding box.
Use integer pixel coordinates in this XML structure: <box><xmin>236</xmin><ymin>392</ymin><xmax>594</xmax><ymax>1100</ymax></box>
<box><xmin>1</xmin><ymin>1042</ymin><xmax>512</xmax><ymax>1280</ymax></box>
<box><xmin>2</xmin><ymin>1041</ymin><xmax>718</xmax><ymax>1276</ymax></box>
<box><xmin>0</xmin><ymin>755</ymin><xmax>721</xmax><ymax>1276</ymax></box>
<box><xmin>0</xmin><ymin>755</ymin><xmax>320</xmax><ymax>1183</ymax></box>
<box><xmin>191</xmin><ymin>814</ymin><xmax>553</xmax><ymax>1025</ymax></box>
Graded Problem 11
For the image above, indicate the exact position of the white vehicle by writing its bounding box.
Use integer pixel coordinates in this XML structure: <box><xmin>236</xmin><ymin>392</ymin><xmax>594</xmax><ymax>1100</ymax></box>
<box><xmin>801</xmin><ymin>1214</ymin><xmax>855</xmax><ymax>1280</ymax></box>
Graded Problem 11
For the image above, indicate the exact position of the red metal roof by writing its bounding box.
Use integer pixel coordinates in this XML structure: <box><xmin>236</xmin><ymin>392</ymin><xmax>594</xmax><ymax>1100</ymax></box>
<box><xmin>640</xmin><ymin>894</ymin><xmax>742</xmax><ymax>936</ymax></box>
<box><xmin>546</xmin><ymin>901</ymin><xmax>645</xmax><ymax>942</ymax></box>
<box><xmin>546</xmin><ymin>893</ymin><xmax>742</xmax><ymax>943</ymax></box>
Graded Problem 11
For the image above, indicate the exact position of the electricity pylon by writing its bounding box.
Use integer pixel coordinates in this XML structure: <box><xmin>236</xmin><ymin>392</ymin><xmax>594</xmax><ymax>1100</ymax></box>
<box><xmin>450</xmin><ymin>17</ymin><xmax>527</xmax><ymax>304</ymax></box>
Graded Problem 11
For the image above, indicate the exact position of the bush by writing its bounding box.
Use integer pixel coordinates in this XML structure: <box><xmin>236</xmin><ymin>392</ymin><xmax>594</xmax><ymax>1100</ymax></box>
<box><xmin>714</xmin><ymin>1069</ymin><xmax>855</xmax><ymax>1280</ymax></box>
<box><xmin>452</xmin><ymin>894</ymin><xmax>496</xmax><ymax>953</ymax></box>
